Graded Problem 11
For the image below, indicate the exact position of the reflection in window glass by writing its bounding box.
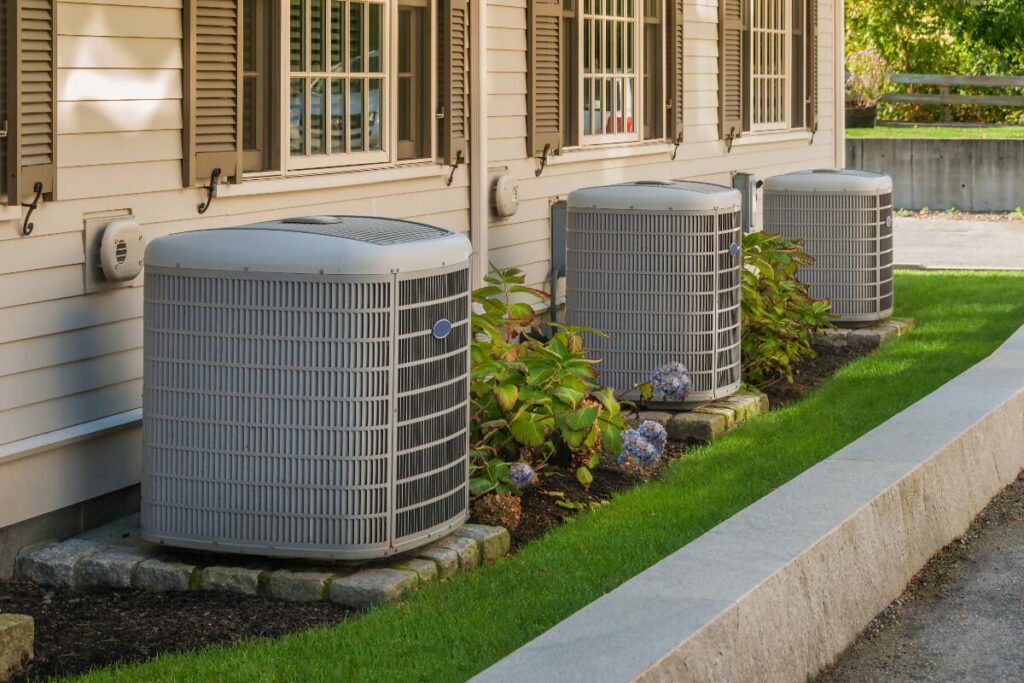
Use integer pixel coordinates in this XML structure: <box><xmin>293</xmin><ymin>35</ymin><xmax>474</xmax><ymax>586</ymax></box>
<box><xmin>332</xmin><ymin>80</ymin><xmax>345</xmax><ymax>152</ymax></box>
<box><xmin>368</xmin><ymin>78</ymin><xmax>382</xmax><ymax>150</ymax></box>
<box><xmin>350</xmin><ymin>2</ymin><xmax>364</xmax><ymax>72</ymax></box>
<box><xmin>290</xmin><ymin>79</ymin><xmax>305</xmax><ymax>154</ymax></box>
<box><xmin>331</xmin><ymin>1</ymin><xmax>345</xmax><ymax>70</ymax></box>
<box><xmin>290</xmin><ymin>0</ymin><xmax>304</xmax><ymax>71</ymax></box>
<box><xmin>350</xmin><ymin>79</ymin><xmax>364</xmax><ymax>151</ymax></box>
<box><xmin>369</xmin><ymin>4</ymin><xmax>382</xmax><ymax>72</ymax></box>
<box><xmin>312</xmin><ymin>0</ymin><xmax>326</xmax><ymax>71</ymax></box>
<box><xmin>311</xmin><ymin>78</ymin><xmax>326</xmax><ymax>154</ymax></box>
<box><xmin>581</xmin><ymin>0</ymin><xmax>637</xmax><ymax>140</ymax></box>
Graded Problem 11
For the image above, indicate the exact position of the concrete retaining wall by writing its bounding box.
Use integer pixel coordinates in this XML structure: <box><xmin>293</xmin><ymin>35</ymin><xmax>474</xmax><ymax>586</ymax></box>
<box><xmin>476</xmin><ymin>323</ymin><xmax>1024</xmax><ymax>683</ymax></box>
<box><xmin>846</xmin><ymin>138</ymin><xmax>1024</xmax><ymax>212</ymax></box>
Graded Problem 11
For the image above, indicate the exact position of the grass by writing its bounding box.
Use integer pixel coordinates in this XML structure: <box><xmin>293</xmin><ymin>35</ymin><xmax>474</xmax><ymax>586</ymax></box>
<box><xmin>846</xmin><ymin>125</ymin><xmax>1024</xmax><ymax>140</ymax></box>
<box><xmin>80</xmin><ymin>271</ymin><xmax>1024</xmax><ymax>683</ymax></box>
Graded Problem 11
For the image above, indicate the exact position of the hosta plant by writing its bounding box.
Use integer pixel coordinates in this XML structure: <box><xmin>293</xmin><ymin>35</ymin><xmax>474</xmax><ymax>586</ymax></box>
<box><xmin>469</xmin><ymin>265</ymin><xmax>626</xmax><ymax>494</ymax></box>
<box><xmin>741</xmin><ymin>232</ymin><xmax>834</xmax><ymax>386</ymax></box>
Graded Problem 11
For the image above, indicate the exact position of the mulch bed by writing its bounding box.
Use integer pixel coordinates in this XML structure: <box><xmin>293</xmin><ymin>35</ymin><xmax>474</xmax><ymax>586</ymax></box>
<box><xmin>0</xmin><ymin>339</ymin><xmax>875</xmax><ymax>681</ymax></box>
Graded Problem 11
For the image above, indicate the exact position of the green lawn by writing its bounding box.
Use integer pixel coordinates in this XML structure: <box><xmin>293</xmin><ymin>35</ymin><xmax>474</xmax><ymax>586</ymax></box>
<box><xmin>80</xmin><ymin>271</ymin><xmax>1024</xmax><ymax>683</ymax></box>
<box><xmin>846</xmin><ymin>125</ymin><xmax>1024</xmax><ymax>140</ymax></box>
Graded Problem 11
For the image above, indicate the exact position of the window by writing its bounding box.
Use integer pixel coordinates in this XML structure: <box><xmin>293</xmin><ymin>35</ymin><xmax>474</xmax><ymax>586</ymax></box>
<box><xmin>719</xmin><ymin>0</ymin><xmax>816</xmax><ymax>142</ymax></box>
<box><xmin>187</xmin><ymin>0</ymin><xmax>459</xmax><ymax>186</ymax></box>
<box><xmin>528</xmin><ymin>0</ymin><xmax>674</xmax><ymax>157</ymax></box>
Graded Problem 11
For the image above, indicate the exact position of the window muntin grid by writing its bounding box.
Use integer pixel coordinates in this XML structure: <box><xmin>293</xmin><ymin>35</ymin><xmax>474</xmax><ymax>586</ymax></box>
<box><xmin>749</xmin><ymin>0</ymin><xmax>790</xmax><ymax>131</ymax></box>
<box><xmin>581</xmin><ymin>0</ymin><xmax>640</xmax><ymax>144</ymax></box>
<box><xmin>289</xmin><ymin>0</ymin><xmax>388</xmax><ymax>169</ymax></box>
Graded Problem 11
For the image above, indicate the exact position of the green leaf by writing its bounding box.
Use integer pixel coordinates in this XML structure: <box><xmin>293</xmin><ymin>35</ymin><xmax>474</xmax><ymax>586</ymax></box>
<box><xmin>469</xmin><ymin>477</ymin><xmax>495</xmax><ymax>495</ymax></box>
<box><xmin>600</xmin><ymin>425</ymin><xmax>623</xmax><ymax>455</ymax></box>
<box><xmin>493</xmin><ymin>384</ymin><xmax>519</xmax><ymax>413</ymax></box>
<box><xmin>560</xmin><ymin>427</ymin><xmax>590</xmax><ymax>450</ymax></box>
<box><xmin>555</xmin><ymin>499</ymin><xmax>585</xmax><ymax>511</ymax></box>
<box><xmin>639</xmin><ymin>382</ymin><xmax>654</xmax><ymax>401</ymax></box>
<box><xmin>591</xmin><ymin>387</ymin><xmax>621</xmax><ymax>417</ymax></box>
<box><xmin>576</xmin><ymin>467</ymin><xmax>594</xmax><ymax>487</ymax></box>
<box><xmin>553</xmin><ymin>386</ymin><xmax>585</xmax><ymax>408</ymax></box>
<box><xmin>510</xmin><ymin>415</ymin><xmax>545</xmax><ymax>447</ymax></box>
<box><xmin>566</xmin><ymin>405</ymin><xmax>600</xmax><ymax>431</ymax></box>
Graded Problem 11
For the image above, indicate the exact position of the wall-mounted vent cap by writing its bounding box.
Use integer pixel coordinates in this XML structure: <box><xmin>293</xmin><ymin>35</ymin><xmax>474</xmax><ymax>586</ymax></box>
<box><xmin>100</xmin><ymin>219</ymin><xmax>144</xmax><ymax>282</ymax></box>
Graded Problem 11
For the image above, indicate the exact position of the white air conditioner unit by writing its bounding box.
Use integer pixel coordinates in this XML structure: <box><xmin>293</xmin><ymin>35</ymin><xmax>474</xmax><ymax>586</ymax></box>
<box><xmin>565</xmin><ymin>180</ymin><xmax>743</xmax><ymax>402</ymax></box>
<box><xmin>763</xmin><ymin>169</ymin><xmax>894</xmax><ymax>324</ymax></box>
<box><xmin>141</xmin><ymin>216</ymin><xmax>473</xmax><ymax>560</ymax></box>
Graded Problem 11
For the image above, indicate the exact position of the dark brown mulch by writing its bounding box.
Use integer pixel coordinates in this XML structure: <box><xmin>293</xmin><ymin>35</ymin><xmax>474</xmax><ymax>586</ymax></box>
<box><xmin>0</xmin><ymin>583</ymin><xmax>352</xmax><ymax>682</ymax></box>
<box><xmin>0</xmin><ymin>341</ymin><xmax>875</xmax><ymax>681</ymax></box>
<box><xmin>760</xmin><ymin>339</ymin><xmax>876</xmax><ymax>410</ymax></box>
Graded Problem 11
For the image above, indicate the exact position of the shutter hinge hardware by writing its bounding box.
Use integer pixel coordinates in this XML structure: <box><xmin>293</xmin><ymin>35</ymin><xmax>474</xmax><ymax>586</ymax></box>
<box><xmin>725</xmin><ymin>127</ymin><xmax>738</xmax><ymax>154</ymax></box>
<box><xmin>197</xmin><ymin>167</ymin><xmax>222</xmax><ymax>214</ymax></box>
<box><xmin>671</xmin><ymin>132</ymin><xmax>683</xmax><ymax>160</ymax></box>
<box><xmin>809</xmin><ymin>122</ymin><xmax>819</xmax><ymax>145</ymax></box>
<box><xmin>0</xmin><ymin>120</ymin><xmax>7</xmax><ymax>139</ymax></box>
<box><xmin>445</xmin><ymin>150</ymin><xmax>465</xmax><ymax>187</ymax></box>
<box><xmin>21</xmin><ymin>182</ymin><xmax>44</xmax><ymax>237</ymax></box>
<box><xmin>535</xmin><ymin>143</ymin><xmax>552</xmax><ymax>178</ymax></box>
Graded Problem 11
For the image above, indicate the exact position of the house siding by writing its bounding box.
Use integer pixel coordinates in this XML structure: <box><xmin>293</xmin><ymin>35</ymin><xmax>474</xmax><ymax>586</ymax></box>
<box><xmin>0</xmin><ymin>0</ymin><xmax>840</xmax><ymax>532</ymax></box>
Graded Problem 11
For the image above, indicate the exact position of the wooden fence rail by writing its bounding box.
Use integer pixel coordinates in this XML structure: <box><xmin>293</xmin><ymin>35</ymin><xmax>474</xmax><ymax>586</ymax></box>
<box><xmin>881</xmin><ymin>74</ymin><xmax>1024</xmax><ymax>110</ymax></box>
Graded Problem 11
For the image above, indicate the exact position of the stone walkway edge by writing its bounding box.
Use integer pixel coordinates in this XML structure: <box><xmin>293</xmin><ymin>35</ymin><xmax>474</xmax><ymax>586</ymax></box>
<box><xmin>15</xmin><ymin>522</ymin><xmax>509</xmax><ymax>610</ymax></box>
<box><xmin>474</xmin><ymin>321</ymin><xmax>1024</xmax><ymax>683</ymax></box>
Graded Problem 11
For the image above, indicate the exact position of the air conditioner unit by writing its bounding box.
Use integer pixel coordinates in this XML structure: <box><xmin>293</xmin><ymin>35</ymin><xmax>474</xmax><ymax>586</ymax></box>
<box><xmin>141</xmin><ymin>216</ymin><xmax>473</xmax><ymax>560</ymax></box>
<box><xmin>763</xmin><ymin>169</ymin><xmax>894</xmax><ymax>324</ymax></box>
<box><xmin>565</xmin><ymin>180</ymin><xmax>743</xmax><ymax>402</ymax></box>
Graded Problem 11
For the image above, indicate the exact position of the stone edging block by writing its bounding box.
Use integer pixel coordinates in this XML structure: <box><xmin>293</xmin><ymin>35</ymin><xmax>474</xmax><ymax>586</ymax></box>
<box><xmin>14</xmin><ymin>523</ymin><xmax>508</xmax><ymax>607</ymax></box>
<box><xmin>818</xmin><ymin>317</ymin><xmax>915</xmax><ymax>350</ymax></box>
<box><xmin>0</xmin><ymin>614</ymin><xmax>33</xmax><ymax>683</ymax></box>
<box><xmin>635</xmin><ymin>390</ymin><xmax>770</xmax><ymax>444</ymax></box>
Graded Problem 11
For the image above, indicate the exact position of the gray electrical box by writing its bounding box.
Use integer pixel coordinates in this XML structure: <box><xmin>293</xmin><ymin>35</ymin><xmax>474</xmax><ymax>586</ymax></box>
<box><xmin>732</xmin><ymin>172</ymin><xmax>760</xmax><ymax>232</ymax></box>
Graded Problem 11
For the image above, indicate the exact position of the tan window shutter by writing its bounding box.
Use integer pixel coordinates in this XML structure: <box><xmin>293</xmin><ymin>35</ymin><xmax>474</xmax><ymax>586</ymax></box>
<box><xmin>1</xmin><ymin>2</ymin><xmax>8</xmax><ymax>200</ymax></box>
<box><xmin>806</xmin><ymin>0</ymin><xmax>819</xmax><ymax>132</ymax></box>
<box><xmin>438</xmin><ymin>0</ymin><xmax>470</xmax><ymax>166</ymax></box>
<box><xmin>669</xmin><ymin>0</ymin><xmax>685</xmax><ymax>144</ymax></box>
<box><xmin>183</xmin><ymin>0</ymin><xmax>242</xmax><ymax>187</ymax></box>
<box><xmin>718</xmin><ymin>0</ymin><xmax>745</xmax><ymax>143</ymax></box>
<box><xmin>7</xmin><ymin>0</ymin><xmax>57</xmax><ymax>206</ymax></box>
<box><xmin>528</xmin><ymin>0</ymin><xmax>563</xmax><ymax>158</ymax></box>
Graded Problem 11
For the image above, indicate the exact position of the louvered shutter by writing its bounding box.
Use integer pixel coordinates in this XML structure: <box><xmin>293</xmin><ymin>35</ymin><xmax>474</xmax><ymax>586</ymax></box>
<box><xmin>718</xmin><ymin>0</ymin><xmax>745</xmax><ymax>143</ymax></box>
<box><xmin>669</xmin><ymin>0</ymin><xmax>685</xmax><ymax>143</ymax></box>
<box><xmin>7</xmin><ymin>0</ymin><xmax>57</xmax><ymax>206</ymax></box>
<box><xmin>528</xmin><ymin>0</ymin><xmax>563</xmax><ymax>157</ymax></box>
<box><xmin>438</xmin><ymin>0</ymin><xmax>470</xmax><ymax>165</ymax></box>
<box><xmin>183</xmin><ymin>0</ymin><xmax>242</xmax><ymax>186</ymax></box>
<box><xmin>1</xmin><ymin>3</ymin><xmax>8</xmax><ymax>200</ymax></box>
<box><xmin>806</xmin><ymin>0</ymin><xmax>818</xmax><ymax>132</ymax></box>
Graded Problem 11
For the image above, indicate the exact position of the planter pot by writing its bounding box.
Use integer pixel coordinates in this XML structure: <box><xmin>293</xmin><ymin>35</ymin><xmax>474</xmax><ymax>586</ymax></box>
<box><xmin>846</xmin><ymin>105</ymin><xmax>878</xmax><ymax>129</ymax></box>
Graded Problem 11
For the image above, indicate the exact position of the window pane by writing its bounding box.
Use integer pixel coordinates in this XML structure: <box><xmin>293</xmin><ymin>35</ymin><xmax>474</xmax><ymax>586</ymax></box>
<box><xmin>332</xmin><ymin>0</ymin><xmax>345</xmax><ymax>70</ymax></box>
<box><xmin>369</xmin><ymin>3</ymin><xmax>382</xmax><ymax>72</ymax></box>
<box><xmin>368</xmin><ymin>78</ymin><xmax>382</xmax><ymax>150</ymax></box>
<box><xmin>243</xmin><ymin>75</ymin><xmax>257</xmax><ymax>149</ymax></box>
<box><xmin>350</xmin><ymin>79</ymin><xmax>364</xmax><ymax>151</ymax></box>
<box><xmin>583</xmin><ymin>79</ymin><xmax>592</xmax><ymax>135</ymax></box>
<box><xmin>311</xmin><ymin>78</ymin><xmax>326</xmax><ymax>154</ymax></box>
<box><xmin>583</xmin><ymin>18</ymin><xmax>591</xmax><ymax>73</ymax></box>
<box><xmin>243</xmin><ymin>0</ymin><xmax>257</xmax><ymax>72</ymax></box>
<box><xmin>350</xmin><ymin>2</ymin><xmax>364</xmax><ymax>72</ymax></box>
<box><xmin>290</xmin><ymin>0</ymin><xmax>304</xmax><ymax>71</ymax></box>
<box><xmin>290</xmin><ymin>79</ymin><xmax>306</xmax><ymax>154</ymax></box>
<box><xmin>332</xmin><ymin>79</ymin><xmax>345</xmax><ymax>152</ymax></box>
<box><xmin>312</xmin><ymin>0</ymin><xmax>326</xmax><ymax>71</ymax></box>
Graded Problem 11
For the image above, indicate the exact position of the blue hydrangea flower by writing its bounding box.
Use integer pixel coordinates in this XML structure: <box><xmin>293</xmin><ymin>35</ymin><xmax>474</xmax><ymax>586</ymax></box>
<box><xmin>616</xmin><ymin>425</ymin><xmax>666</xmax><ymax>469</ymax></box>
<box><xmin>636</xmin><ymin>420</ymin><xmax>668</xmax><ymax>453</ymax></box>
<box><xmin>652</xmin><ymin>362</ymin><xmax>692</xmax><ymax>401</ymax></box>
<box><xmin>509</xmin><ymin>462</ymin><xmax>537</xmax><ymax>490</ymax></box>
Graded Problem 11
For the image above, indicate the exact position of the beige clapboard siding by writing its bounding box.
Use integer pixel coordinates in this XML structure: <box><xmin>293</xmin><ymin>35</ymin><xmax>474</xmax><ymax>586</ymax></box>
<box><xmin>58</xmin><ymin>36</ymin><xmax>183</xmax><ymax>69</ymax></box>
<box><xmin>0</xmin><ymin>265</ymin><xmax>84</xmax><ymax>309</ymax></box>
<box><xmin>58</xmin><ymin>69</ymin><xmax>182</xmax><ymax>102</ymax></box>
<box><xmin>0</xmin><ymin>349</ymin><xmax>141</xmax><ymax>412</ymax></box>
<box><xmin>58</xmin><ymin>3</ymin><xmax>182</xmax><ymax>37</ymax></box>
<box><xmin>57</xmin><ymin>100</ymin><xmax>183</xmax><ymax>134</ymax></box>
<box><xmin>0</xmin><ymin>319</ymin><xmax>142</xmax><ymax>377</ymax></box>
<box><xmin>0</xmin><ymin>231</ymin><xmax>82</xmax><ymax>275</ymax></box>
<box><xmin>57</xmin><ymin>160</ymin><xmax>183</xmax><ymax>200</ymax></box>
<box><xmin>0</xmin><ymin>287</ymin><xmax>143</xmax><ymax>345</ymax></box>
<box><xmin>61</xmin><ymin>0</ymin><xmax>181</xmax><ymax>7</ymax></box>
<box><xmin>59</xmin><ymin>130</ymin><xmax>183</xmax><ymax>167</ymax></box>
<box><xmin>0</xmin><ymin>380</ymin><xmax>142</xmax><ymax>445</ymax></box>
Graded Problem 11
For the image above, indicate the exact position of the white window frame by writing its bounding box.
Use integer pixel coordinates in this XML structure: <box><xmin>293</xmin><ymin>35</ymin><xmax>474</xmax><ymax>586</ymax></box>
<box><xmin>269</xmin><ymin>0</ymin><xmax>436</xmax><ymax>177</ymax></box>
<box><xmin>578</xmin><ymin>0</ymin><xmax>645</xmax><ymax>145</ymax></box>
<box><xmin>748</xmin><ymin>0</ymin><xmax>791</xmax><ymax>132</ymax></box>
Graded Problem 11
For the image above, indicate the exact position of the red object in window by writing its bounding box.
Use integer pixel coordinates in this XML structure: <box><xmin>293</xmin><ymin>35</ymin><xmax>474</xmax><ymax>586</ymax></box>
<box><xmin>605</xmin><ymin>115</ymin><xmax>634</xmax><ymax>133</ymax></box>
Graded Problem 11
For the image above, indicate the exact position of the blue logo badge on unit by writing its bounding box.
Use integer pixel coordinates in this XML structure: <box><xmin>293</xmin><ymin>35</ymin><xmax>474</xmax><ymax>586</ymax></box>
<box><xmin>432</xmin><ymin>318</ymin><xmax>453</xmax><ymax>340</ymax></box>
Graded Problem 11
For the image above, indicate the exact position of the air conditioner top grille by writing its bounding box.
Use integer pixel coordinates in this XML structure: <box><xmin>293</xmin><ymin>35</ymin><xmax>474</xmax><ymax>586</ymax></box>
<box><xmin>250</xmin><ymin>215</ymin><xmax>450</xmax><ymax>245</ymax></box>
<box><xmin>568</xmin><ymin>180</ymin><xmax>741</xmax><ymax>213</ymax></box>
<box><xmin>764</xmin><ymin>168</ymin><xmax>892</xmax><ymax>194</ymax></box>
<box><xmin>145</xmin><ymin>217</ymin><xmax>472</xmax><ymax>276</ymax></box>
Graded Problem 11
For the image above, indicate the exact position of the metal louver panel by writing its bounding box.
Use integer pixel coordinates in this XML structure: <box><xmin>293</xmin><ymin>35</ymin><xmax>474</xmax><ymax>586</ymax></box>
<box><xmin>142</xmin><ymin>223</ymin><xmax>472</xmax><ymax>560</ymax></box>
<box><xmin>764</xmin><ymin>172</ymin><xmax>894</xmax><ymax>323</ymax></box>
<box><xmin>566</xmin><ymin>200</ymin><xmax>743</xmax><ymax>402</ymax></box>
<box><xmin>528</xmin><ymin>0</ymin><xmax>563</xmax><ymax>156</ymax></box>
<box><xmin>188</xmin><ymin>0</ymin><xmax>240</xmax><ymax>183</ymax></box>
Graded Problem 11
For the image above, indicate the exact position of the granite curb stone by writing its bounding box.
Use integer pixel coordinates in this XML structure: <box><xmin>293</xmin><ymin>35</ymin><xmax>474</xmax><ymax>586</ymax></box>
<box><xmin>74</xmin><ymin>547</ymin><xmax>153</xmax><ymax>588</ymax></box>
<box><xmin>818</xmin><ymin>318</ymin><xmax>915</xmax><ymax>349</ymax></box>
<box><xmin>15</xmin><ymin>539</ymin><xmax>104</xmax><ymax>589</ymax></box>
<box><xmin>414</xmin><ymin>544</ymin><xmax>461</xmax><ymax>579</ymax></box>
<box><xmin>395</xmin><ymin>558</ymin><xmax>440</xmax><ymax>583</ymax></box>
<box><xmin>635</xmin><ymin>390</ymin><xmax>769</xmax><ymax>444</ymax></box>
<box><xmin>454</xmin><ymin>525</ymin><xmax>511</xmax><ymax>561</ymax></box>
<box><xmin>267</xmin><ymin>570</ymin><xmax>336</xmax><ymax>602</ymax></box>
<box><xmin>0</xmin><ymin>614</ymin><xmax>33</xmax><ymax>683</ymax></box>
<box><xmin>132</xmin><ymin>558</ymin><xmax>195</xmax><ymax>592</ymax></box>
<box><xmin>199</xmin><ymin>566</ymin><xmax>262</xmax><ymax>595</ymax></box>
<box><xmin>329</xmin><ymin>568</ymin><xmax>419</xmax><ymax>609</ymax></box>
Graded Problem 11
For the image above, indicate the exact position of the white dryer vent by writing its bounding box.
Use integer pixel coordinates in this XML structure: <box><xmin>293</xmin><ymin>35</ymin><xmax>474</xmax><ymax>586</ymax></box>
<box><xmin>565</xmin><ymin>181</ymin><xmax>743</xmax><ymax>402</ymax></box>
<box><xmin>141</xmin><ymin>216</ymin><xmax>472</xmax><ymax>560</ymax></box>
<box><xmin>763</xmin><ymin>169</ymin><xmax>894</xmax><ymax>324</ymax></box>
